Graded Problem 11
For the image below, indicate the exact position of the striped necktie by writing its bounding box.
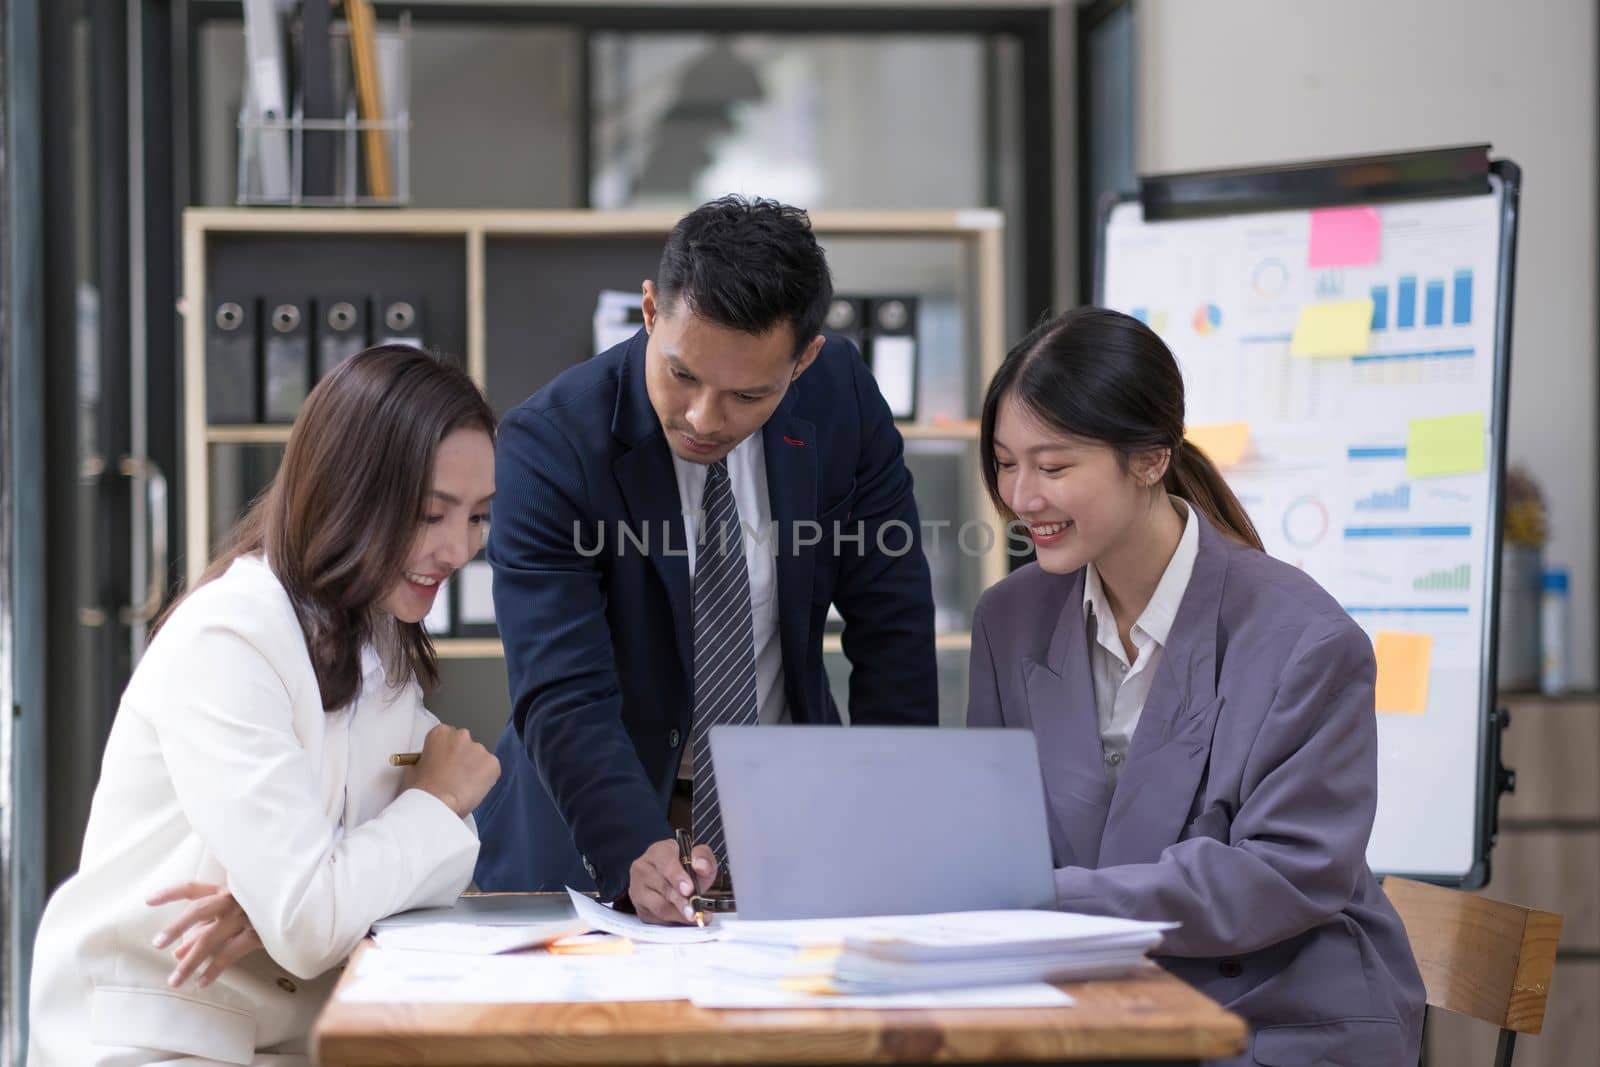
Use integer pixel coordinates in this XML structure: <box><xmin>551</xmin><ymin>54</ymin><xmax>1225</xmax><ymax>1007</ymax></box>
<box><xmin>689</xmin><ymin>459</ymin><xmax>760</xmax><ymax>867</ymax></box>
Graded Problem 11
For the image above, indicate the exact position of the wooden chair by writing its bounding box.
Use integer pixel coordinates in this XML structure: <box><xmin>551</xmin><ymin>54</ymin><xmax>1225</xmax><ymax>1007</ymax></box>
<box><xmin>1384</xmin><ymin>876</ymin><xmax>1563</xmax><ymax>1067</ymax></box>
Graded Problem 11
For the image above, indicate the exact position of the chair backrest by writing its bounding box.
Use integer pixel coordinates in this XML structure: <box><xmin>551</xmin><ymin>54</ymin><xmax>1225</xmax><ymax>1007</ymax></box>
<box><xmin>1383</xmin><ymin>876</ymin><xmax>1562</xmax><ymax>1034</ymax></box>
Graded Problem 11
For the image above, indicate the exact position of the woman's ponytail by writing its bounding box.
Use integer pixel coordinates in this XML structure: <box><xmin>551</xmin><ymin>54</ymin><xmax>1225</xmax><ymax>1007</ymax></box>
<box><xmin>1165</xmin><ymin>439</ymin><xmax>1264</xmax><ymax>551</ymax></box>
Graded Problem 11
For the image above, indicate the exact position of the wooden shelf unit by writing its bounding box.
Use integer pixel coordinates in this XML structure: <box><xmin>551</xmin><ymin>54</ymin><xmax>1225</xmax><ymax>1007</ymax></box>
<box><xmin>434</xmin><ymin>631</ymin><xmax>979</xmax><ymax>661</ymax></box>
<box><xmin>183</xmin><ymin>208</ymin><xmax>1008</xmax><ymax>665</ymax></box>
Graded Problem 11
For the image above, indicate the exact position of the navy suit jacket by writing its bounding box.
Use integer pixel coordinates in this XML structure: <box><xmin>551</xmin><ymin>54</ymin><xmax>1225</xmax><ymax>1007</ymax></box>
<box><xmin>473</xmin><ymin>330</ymin><xmax>938</xmax><ymax>896</ymax></box>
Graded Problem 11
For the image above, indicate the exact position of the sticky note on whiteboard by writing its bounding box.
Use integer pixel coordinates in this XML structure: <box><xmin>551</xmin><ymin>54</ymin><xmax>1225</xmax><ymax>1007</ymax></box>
<box><xmin>1374</xmin><ymin>631</ymin><xmax>1432</xmax><ymax>715</ymax></box>
<box><xmin>1185</xmin><ymin>422</ymin><xmax>1250</xmax><ymax>467</ymax></box>
<box><xmin>1407</xmin><ymin>413</ymin><xmax>1485</xmax><ymax>479</ymax></box>
<box><xmin>1291</xmin><ymin>300</ymin><xmax>1373</xmax><ymax>358</ymax></box>
<box><xmin>1309</xmin><ymin>206</ymin><xmax>1382</xmax><ymax>268</ymax></box>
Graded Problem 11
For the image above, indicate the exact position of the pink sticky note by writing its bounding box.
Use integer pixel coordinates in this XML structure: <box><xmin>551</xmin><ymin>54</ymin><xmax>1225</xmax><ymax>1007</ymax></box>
<box><xmin>1308</xmin><ymin>206</ymin><xmax>1381</xmax><ymax>268</ymax></box>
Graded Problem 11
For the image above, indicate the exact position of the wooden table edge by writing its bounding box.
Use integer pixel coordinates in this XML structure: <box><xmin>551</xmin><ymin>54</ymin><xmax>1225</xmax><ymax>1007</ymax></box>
<box><xmin>313</xmin><ymin>943</ymin><xmax>1247</xmax><ymax>1065</ymax></box>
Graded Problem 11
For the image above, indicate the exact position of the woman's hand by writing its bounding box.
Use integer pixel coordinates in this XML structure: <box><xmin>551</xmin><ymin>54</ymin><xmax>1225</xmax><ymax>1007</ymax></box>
<box><xmin>147</xmin><ymin>882</ymin><xmax>264</xmax><ymax>989</ymax></box>
<box><xmin>402</xmin><ymin>723</ymin><xmax>500</xmax><ymax>817</ymax></box>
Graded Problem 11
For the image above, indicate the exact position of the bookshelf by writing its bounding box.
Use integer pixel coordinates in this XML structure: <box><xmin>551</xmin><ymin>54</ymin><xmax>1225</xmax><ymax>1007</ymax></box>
<box><xmin>183</xmin><ymin>208</ymin><xmax>1006</xmax><ymax>724</ymax></box>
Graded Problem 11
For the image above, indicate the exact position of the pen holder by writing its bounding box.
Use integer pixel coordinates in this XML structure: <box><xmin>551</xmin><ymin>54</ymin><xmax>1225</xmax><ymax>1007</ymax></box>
<box><xmin>236</xmin><ymin>13</ymin><xmax>412</xmax><ymax>207</ymax></box>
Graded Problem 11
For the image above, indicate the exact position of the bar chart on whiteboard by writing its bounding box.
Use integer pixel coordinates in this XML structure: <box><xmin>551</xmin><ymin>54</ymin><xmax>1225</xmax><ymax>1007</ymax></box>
<box><xmin>1101</xmin><ymin>177</ymin><xmax>1511</xmax><ymax>881</ymax></box>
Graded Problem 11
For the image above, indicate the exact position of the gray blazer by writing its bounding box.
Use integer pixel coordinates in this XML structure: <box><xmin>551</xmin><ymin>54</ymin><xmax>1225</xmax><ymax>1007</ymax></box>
<box><xmin>969</xmin><ymin>507</ymin><xmax>1425</xmax><ymax>1067</ymax></box>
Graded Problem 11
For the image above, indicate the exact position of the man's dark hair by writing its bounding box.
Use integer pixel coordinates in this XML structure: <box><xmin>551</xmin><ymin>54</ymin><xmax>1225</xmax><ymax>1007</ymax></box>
<box><xmin>656</xmin><ymin>195</ymin><xmax>834</xmax><ymax>357</ymax></box>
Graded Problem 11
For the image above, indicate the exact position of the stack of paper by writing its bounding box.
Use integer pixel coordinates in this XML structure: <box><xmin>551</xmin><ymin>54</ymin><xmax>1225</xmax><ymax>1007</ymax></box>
<box><xmin>354</xmin><ymin>894</ymin><xmax>1166</xmax><ymax>1010</ymax></box>
<box><xmin>338</xmin><ymin>943</ymin><xmax>1074</xmax><ymax>1010</ymax></box>
<box><xmin>715</xmin><ymin>910</ymin><xmax>1173</xmax><ymax>995</ymax></box>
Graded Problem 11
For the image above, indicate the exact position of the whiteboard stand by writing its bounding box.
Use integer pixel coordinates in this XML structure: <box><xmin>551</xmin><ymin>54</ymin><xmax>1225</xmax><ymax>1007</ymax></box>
<box><xmin>1097</xmin><ymin>145</ymin><xmax>1520</xmax><ymax>888</ymax></box>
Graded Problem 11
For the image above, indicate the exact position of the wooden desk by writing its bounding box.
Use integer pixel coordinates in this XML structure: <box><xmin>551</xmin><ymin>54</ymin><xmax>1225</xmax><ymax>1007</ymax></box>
<box><xmin>313</xmin><ymin>943</ymin><xmax>1246</xmax><ymax>1067</ymax></box>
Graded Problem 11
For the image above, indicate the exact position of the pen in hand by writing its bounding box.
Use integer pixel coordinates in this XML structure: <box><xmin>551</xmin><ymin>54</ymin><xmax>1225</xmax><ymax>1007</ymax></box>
<box><xmin>389</xmin><ymin>752</ymin><xmax>421</xmax><ymax>766</ymax></box>
<box><xmin>674</xmin><ymin>828</ymin><xmax>707</xmax><ymax>927</ymax></box>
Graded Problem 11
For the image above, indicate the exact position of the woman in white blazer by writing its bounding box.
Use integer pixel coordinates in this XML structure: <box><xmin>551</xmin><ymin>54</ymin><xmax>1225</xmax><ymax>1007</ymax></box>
<box><xmin>28</xmin><ymin>346</ymin><xmax>503</xmax><ymax>1067</ymax></box>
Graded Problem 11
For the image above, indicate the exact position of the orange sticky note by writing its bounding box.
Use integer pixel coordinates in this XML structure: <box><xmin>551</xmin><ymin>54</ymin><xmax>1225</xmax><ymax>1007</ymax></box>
<box><xmin>548</xmin><ymin>934</ymin><xmax>635</xmax><ymax>956</ymax></box>
<box><xmin>1374</xmin><ymin>631</ymin><xmax>1432</xmax><ymax>715</ymax></box>
<box><xmin>1185</xmin><ymin>422</ymin><xmax>1250</xmax><ymax>467</ymax></box>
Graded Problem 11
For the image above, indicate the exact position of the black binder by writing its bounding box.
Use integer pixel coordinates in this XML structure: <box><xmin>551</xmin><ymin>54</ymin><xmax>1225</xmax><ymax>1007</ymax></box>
<box><xmin>375</xmin><ymin>292</ymin><xmax>425</xmax><ymax>348</ymax></box>
<box><xmin>299</xmin><ymin>0</ymin><xmax>338</xmax><ymax>198</ymax></box>
<box><xmin>262</xmin><ymin>296</ymin><xmax>313</xmax><ymax>423</ymax></box>
<box><xmin>206</xmin><ymin>297</ymin><xmax>259</xmax><ymax>423</ymax></box>
<box><xmin>824</xmin><ymin>296</ymin><xmax>868</xmax><ymax>357</ymax></box>
<box><xmin>317</xmin><ymin>295</ymin><xmax>368</xmax><ymax>379</ymax></box>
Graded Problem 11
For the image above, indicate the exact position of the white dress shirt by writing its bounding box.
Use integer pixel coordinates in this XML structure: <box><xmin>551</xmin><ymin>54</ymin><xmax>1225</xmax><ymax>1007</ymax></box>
<box><xmin>1082</xmin><ymin>497</ymin><xmax>1199</xmax><ymax>783</ymax></box>
<box><xmin>674</xmin><ymin>432</ymin><xmax>788</xmax><ymax>777</ymax></box>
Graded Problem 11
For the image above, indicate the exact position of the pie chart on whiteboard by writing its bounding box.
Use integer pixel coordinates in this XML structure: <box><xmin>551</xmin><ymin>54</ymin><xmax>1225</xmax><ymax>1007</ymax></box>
<box><xmin>1282</xmin><ymin>496</ymin><xmax>1330</xmax><ymax>549</ymax></box>
<box><xmin>1192</xmin><ymin>303</ymin><xmax>1223</xmax><ymax>335</ymax></box>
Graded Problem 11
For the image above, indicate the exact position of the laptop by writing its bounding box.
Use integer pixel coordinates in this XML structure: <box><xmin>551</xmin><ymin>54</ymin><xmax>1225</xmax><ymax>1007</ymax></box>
<box><xmin>708</xmin><ymin>725</ymin><xmax>1057</xmax><ymax>920</ymax></box>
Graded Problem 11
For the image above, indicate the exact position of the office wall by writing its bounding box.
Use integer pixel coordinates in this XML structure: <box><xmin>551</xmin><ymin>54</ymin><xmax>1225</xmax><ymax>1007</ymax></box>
<box><xmin>1137</xmin><ymin>0</ymin><xmax>1599</xmax><ymax>687</ymax></box>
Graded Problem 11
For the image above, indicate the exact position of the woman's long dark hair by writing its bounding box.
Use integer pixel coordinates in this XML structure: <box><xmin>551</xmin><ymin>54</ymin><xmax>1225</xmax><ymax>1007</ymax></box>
<box><xmin>162</xmin><ymin>345</ymin><xmax>497</xmax><ymax>710</ymax></box>
<box><xmin>980</xmin><ymin>306</ymin><xmax>1263</xmax><ymax>551</ymax></box>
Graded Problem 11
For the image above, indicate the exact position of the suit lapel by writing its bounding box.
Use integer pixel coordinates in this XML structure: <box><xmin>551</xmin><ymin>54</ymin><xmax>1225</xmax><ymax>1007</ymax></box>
<box><xmin>1097</xmin><ymin>511</ymin><xmax>1231</xmax><ymax>868</ymax></box>
<box><xmin>610</xmin><ymin>333</ymin><xmax>693</xmax><ymax>686</ymax></box>
<box><xmin>762</xmin><ymin>390</ymin><xmax>816</xmax><ymax>715</ymax></box>
<box><xmin>1024</xmin><ymin>569</ymin><xmax>1114</xmax><ymax>868</ymax></box>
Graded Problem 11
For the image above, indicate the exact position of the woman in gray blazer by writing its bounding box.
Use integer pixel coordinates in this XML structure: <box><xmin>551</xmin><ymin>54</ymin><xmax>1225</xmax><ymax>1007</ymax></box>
<box><xmin>968</xmin><ymin>307</ymin><xmax>1425</xmax><ymax>1066</ymax></box>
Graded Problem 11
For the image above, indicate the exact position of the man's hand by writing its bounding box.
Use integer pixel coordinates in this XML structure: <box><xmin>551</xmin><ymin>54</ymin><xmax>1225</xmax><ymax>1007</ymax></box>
<box><xmin>627</xmin><ymin>839</ymin><xmax>717</xmax><ymax>924</ymax></box>
<box><xmin>147</xmin><ymin>882</ymin><xmax>265</xmax><ymax>989</ymax></box>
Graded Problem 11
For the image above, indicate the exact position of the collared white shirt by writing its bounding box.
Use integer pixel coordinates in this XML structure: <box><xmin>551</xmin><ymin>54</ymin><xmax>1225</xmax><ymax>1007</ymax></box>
<box><xmin>674</xmin><ymin>432</ymin><xmax>788</xmax><ymax>777</ymax></box>
<box><xmin>1082</xmin><ymin>497</ymin><xmax>1199</xmax><ymax>783</ymax></box>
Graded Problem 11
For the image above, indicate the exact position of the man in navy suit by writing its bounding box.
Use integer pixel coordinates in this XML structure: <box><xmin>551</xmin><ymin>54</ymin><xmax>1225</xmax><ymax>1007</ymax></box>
<box><xmin>474</xmin><ymin>196</ymin><xmax>937</xmax><ymax>921</ymax></box>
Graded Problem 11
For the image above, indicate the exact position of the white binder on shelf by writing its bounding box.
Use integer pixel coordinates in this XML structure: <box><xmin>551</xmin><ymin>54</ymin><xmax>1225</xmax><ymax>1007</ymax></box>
<box><xmin>241</xmin><ymin>0</ymin><xmax>291</xmax><ymax>199</ymax></box>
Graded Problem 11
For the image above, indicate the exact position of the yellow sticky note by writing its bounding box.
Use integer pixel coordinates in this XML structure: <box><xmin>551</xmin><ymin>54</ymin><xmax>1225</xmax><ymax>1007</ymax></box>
<box><xmin>1290</xmin><ymin>299</ymin><xmax>1374</xmax><ymax>358</ymax></box>
<box><xmin>1185</xmin><ymin>422</ymin><xmax>1251</xmax><ymax>467</ymax></box>
<box><xmin>1374</xmin><ymin>631</ymin><xmax>1432</xmax><ymax>715</ymax></box>
<box><xmin>1407</xmin><ymin>413</ymin><xmax>1485</xmax><ymax>479</ymax></box>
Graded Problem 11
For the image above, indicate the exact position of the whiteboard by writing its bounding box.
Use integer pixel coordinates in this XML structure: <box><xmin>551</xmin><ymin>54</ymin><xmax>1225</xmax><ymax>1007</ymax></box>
<box><xmin>1099</xmin><ymin>171</ymin><xmax>1516</xmax><ymax>884</ymax></box>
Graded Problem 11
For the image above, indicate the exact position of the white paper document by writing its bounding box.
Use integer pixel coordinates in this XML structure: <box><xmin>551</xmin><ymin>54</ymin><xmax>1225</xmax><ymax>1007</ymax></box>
<box><xmin>371</xmin><ymin>920</ymin><xmax>586</xmax><ymax>956</ymax></box>
<box><xmin>338</xmin><ymin>947</ymin><xmax>688</xmax><ymax>1004</ymax></box>
<box><xmin>343</xmin><ymin>903</ymin><xmax>1155</xmax><ymax>1007</ymax></box>
<box><xmin>338</xmin><ymin>944</ymin><xmax>1078</xmax><ymax>1010</ymax></box>
<box><xmin>373</xmin><ymin>893</ymin><xmax>581</xmax><ymax>929</ymax></box>
<box><xmin>565</xmin><ymin>887</ymin><xmax>722</xmax><ymax>944</ymax></box>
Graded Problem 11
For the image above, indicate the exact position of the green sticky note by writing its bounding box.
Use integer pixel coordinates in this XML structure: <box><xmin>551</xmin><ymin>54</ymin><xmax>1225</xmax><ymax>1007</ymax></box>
<box><xmin>1290</xmin><ymin>299</ymin><xmax>1374</xmax><ymax>358</ymax></box>
<box><xmin>1407</xmin><ymin>413</ymin><xmax>1485</xmax><ymax>478</ymax></box>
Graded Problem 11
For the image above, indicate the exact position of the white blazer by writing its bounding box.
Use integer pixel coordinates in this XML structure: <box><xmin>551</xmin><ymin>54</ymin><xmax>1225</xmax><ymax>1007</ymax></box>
<box><xmin>28</xmin><ymin>556</ymin><xmax>481</xmax><ymax>1066</ymax></box>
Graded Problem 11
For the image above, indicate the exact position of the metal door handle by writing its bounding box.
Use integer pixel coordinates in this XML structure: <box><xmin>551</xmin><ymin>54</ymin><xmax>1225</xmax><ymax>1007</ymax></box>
<box><xmin>118</xmin><ymin>455</ymin><xmax>169</xmax><ymax>625</ymax></box>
